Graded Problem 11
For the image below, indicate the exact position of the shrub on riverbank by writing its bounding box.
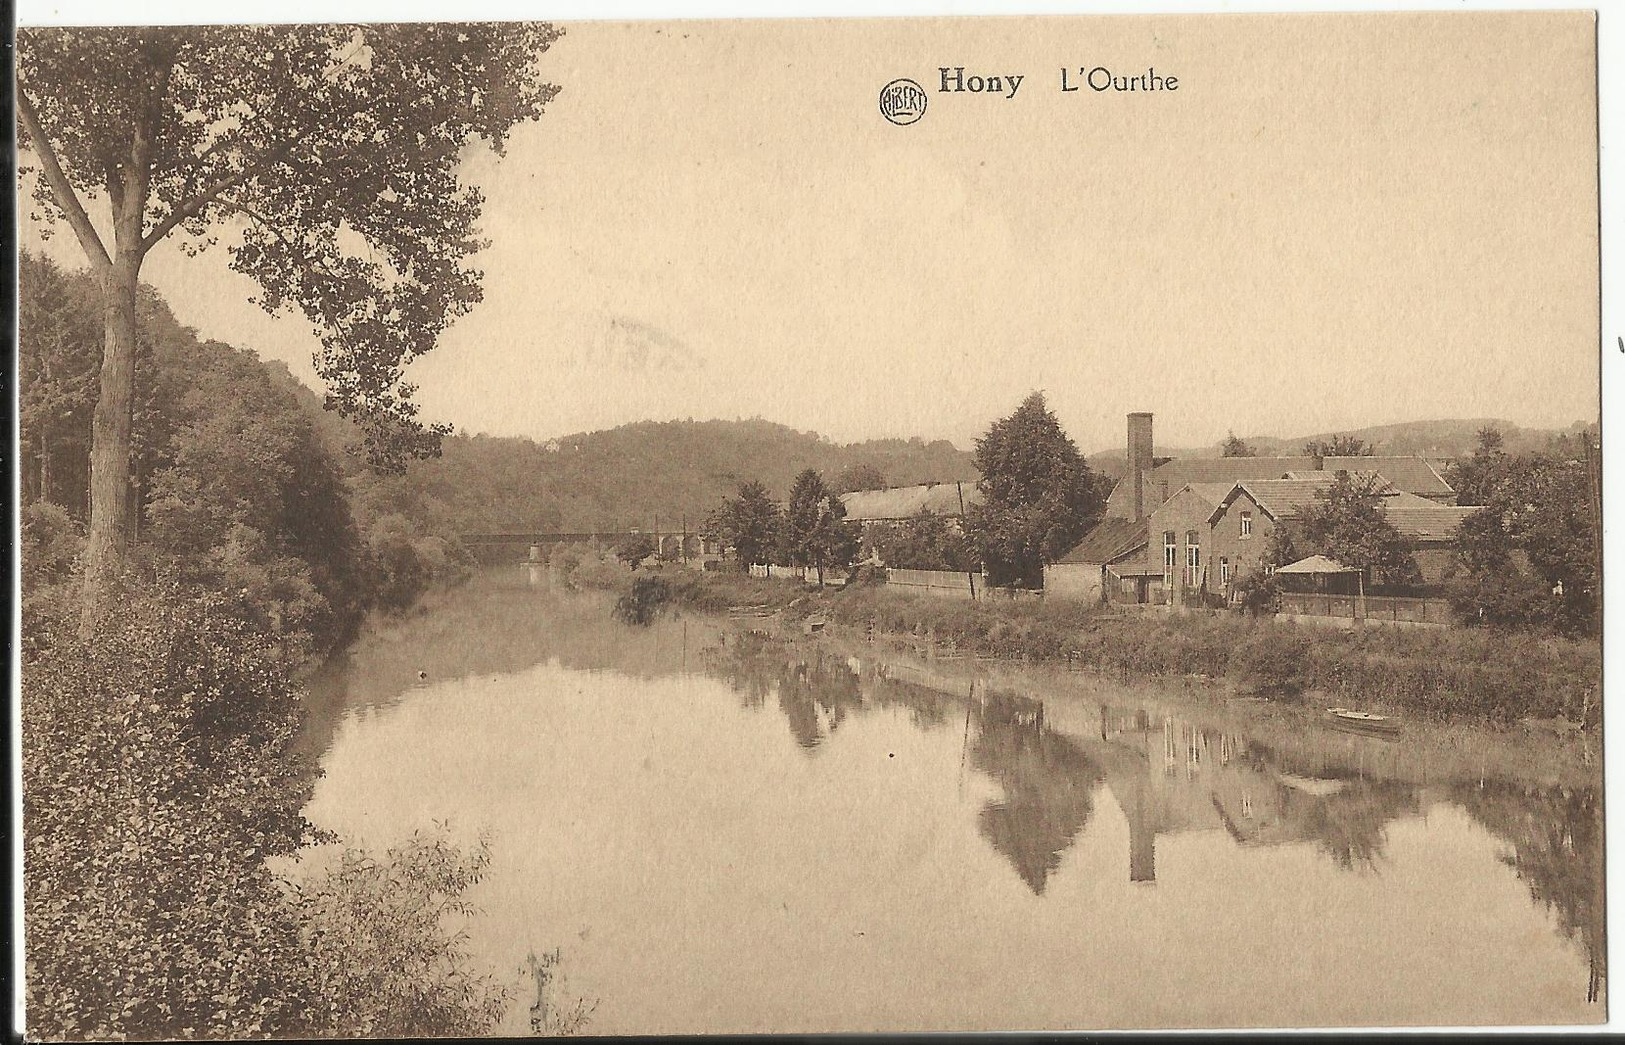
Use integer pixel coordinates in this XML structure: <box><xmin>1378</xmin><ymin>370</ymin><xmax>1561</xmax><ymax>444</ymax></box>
<box><xmin>21</xmin><ymin>586</ymin><xmax>523</xmax><ymax>1039</ymax></box>
<box><xmin>634</xmin><ymin>569</ymin><xmax>1599</xmax><ymax>727</ymax></box>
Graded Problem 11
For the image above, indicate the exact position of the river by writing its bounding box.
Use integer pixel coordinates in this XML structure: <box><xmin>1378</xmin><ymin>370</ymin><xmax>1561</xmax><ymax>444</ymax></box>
<box><xmin>295</xmin><ymin>568</ymin><xmax>1605</xmax><ymax>1033</ymax></box>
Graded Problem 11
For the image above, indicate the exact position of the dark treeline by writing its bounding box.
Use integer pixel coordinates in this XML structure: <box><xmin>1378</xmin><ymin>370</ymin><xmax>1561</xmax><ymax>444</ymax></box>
<box><xmin>346</xmin><ymin>418</ymin><xmax>977</xmax><ymax>536</ymax></box>
<box><xmin>20</xmin><ymin>251</ymin><xmax>473</xmax><ymax>659</ymax></box>
<box><xmin>18</xmin><ymin>253</ymin><xmax>571</xmax><ymax>1038</ymax></box>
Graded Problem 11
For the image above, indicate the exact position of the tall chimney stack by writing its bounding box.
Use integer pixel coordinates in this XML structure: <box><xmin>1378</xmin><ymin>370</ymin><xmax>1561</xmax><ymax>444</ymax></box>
<box><xmin>1128</xmin><ymin>412</ymin><xmax>1154</xmax><ymax>522</ymax></box>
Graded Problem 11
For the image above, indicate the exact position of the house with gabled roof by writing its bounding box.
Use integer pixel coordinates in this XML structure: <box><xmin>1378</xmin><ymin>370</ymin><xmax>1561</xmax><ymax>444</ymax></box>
<box><xmin>840</xmin><ymin>481</ymin><xmax>983</xmax><ymax>566</ymax></box>
<box><xmin>1098</xmin><ymin>412</ymin><xmax>1458</xmax><ymax>523</ymax></box>
<box><xmin>1206</xmin><ymin>477</ymin><xmax>1477</xmax><ymax>588</ymax></box>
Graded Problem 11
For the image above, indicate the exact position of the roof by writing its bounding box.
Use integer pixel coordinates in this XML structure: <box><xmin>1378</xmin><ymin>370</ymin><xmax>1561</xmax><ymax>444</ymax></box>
<box><xmin>1325</xmin><ymin>456</ymin><xmax>1455</xmax><ymax>499</ymax></box>
<box><xmin>1104</xmin><ymin>454</ymin><xmax>1456</xmax><ymax>520</ymax></box>
<box><xmin>839</xmin><ymin>482</ymin><xmax>983</xmax><ymax>522</ymax></box>
<box><xmin>1106</xmin><ymin>564</ymin><xmax>1167</xmax><ymax>577</ymax></box>
<box><xmin>1054</xmin><ymin>517</ymin><xmax>1148</xmax><ymax>565</ymax></box>
<box><xmin>1104</xmin><ymin>457</ymin><xmax>1319</xmax><ymax>518</ymax></box>
<box><xmin>1383</xmin><ymin>504</ymin><xmax>1478</xmax><ymax>542</ymax></box>
<box><xmin>1277</xmin><ymin>555</ymin><xmax>1356</xmax><ymax>574</ymax></box>
<box><xmin>1209</xmin><ymin>478</ymin><xmax>1336</xmax><ymax>524</ymax></box>
<box><xmin>1181</xmin><ymin>482</ymin><xmax>1236</xmax><ymax>505</ymax></box>
<box><xmin>1280</xmin><ymin>470</ymin><xmax>1397</xmax><ymax>494</ymax></box>
<box><xmin>1211</xmin><ymin>478</ymin><xmax>1475</xmax><ymax>541</ymax></box>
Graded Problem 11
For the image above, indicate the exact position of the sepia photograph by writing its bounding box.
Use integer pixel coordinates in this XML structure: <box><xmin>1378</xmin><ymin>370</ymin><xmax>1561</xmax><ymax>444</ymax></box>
<box><xmin>11</xmin><ymin>2</ymin><xmax>1612</xmax><ymax>1037</ymax></box>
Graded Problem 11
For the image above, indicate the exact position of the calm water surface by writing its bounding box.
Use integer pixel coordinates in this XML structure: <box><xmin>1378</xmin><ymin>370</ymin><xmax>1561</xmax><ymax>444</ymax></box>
<box><xmin>298</xmin><ymin>570</ymin><xmax>1605</xmax><ymax>1033</ymax></box>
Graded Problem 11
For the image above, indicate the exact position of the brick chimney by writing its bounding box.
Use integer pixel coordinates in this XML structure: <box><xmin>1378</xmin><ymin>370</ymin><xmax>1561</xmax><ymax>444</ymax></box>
<box><xmin>1128</xmin><ymin>412</ymin><xmax>1154</xmax><ymax>521</ymax></box>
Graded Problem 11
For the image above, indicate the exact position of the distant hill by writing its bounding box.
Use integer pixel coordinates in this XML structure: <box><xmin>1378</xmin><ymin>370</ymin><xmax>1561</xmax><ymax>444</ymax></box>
<box><xmin>1088</xmin><ymin>418</ymin><xmax>1593</xmax><ymax>479</ymax></box>
<box><xmin>294</xmin><ymin>408</ymin><xmax>979</xmax><ymax>535</ymax></box>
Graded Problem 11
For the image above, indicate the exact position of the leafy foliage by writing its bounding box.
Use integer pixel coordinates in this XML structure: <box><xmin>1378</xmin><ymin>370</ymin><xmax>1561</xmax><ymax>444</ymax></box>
<box><xmin>22</xmin><ymin>585</ymin><xmax>526</xmax><ymax>1039</ymax></box>
<box><xmin>1301</xmin><ymin>434</ymin><xmax>1373</xmax><ymax>457</ymax></box>
<box><xmin>1220</xmin><ymin>431</ymin><xmax>1256</xmax><ymax>458</ymax></box>
<box><xmin>1292</xmin><ymin>471</ymin><xmax>1421</xmax><ymax>588</ymax></box>
<box><xmin>966</xmin><ymin>393</ymin><xmax>1106</xmax><ymax>588</ymax></box>
<box><xmin>17</xmin><ymin>252</ymin><xmax>102</xmax><ymax>508</ymax></box>
<box><xmin>615</xmin><ymin>533</ymin><xmax>657</xmax><ymax>569</ymax></box>
<box><xmin>336</xmin><ymin>418</ymin><xmax>976</xmax><ymax>541</ymax></box>
<box><xmin>22</xmin><ymin>587</ymin><xmax>323</xmax><ymax>1038</ymax></box>
<box><xmin>17</xmin><ymin>23</ymin><xmax>564</xmax><ymax>470</ymax></box>
<box><xmin>285</xmin><ymin>827</ymin><xmax>513</xmax><ymax>1037</ymax></box>
<box><xmin>1231</xmin><ymin>568</ymin><xmax>1281</xmax><ymax>616</ymax></box>
<box><xmin>707</xmin><ymin>480</ymin><xmax>784</xmax><ymax>569</ymax></box>
<box><xmin>780</xmin><ymin>469</ymin><xmax>859</xmax><ymax>581</ymax></box>
<box><xmin>613</xmin><ymin>575</ymin><xmax>673</xmax><ymax>626</ymax></box>
<box><xmin>834</xmin><ymin>462</ymin><xmax>888</xmax><ymax>494</ymax></box>
<box><xmin>1446</xmin><ymin>427</ymin><xmax>1599</xmax><ymax>634</ymax></box>
<box><xmin>871</xmin><ymin>511</ymin><xmax>978</xmax><ymax>572</ymax></box>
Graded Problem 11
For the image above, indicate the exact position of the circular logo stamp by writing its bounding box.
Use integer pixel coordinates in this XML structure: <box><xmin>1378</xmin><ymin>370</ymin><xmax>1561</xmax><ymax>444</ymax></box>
<box><xmin>878</xmin><ymin>78</ymin><xmax>928</xmax><ymax>126</ymax></box>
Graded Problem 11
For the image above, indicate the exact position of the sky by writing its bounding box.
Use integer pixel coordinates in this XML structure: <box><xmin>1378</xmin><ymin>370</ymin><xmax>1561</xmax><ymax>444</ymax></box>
<box><xmin>18</xmin><ymin>11</ymin><xmax>1601</xmax><ymax>455</ymax></box>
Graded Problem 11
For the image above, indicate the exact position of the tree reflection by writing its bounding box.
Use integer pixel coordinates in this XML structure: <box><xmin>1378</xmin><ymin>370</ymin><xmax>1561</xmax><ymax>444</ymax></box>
<box><xmin>1215</xmin><ymin>744</ymin><xmax>1420</xmax><ymax>872</ymax></box>
<box><xmin>969</xmin><ymin>691</ymin><xmax>1102</xmax><ymax>895</ymax></box>
<box><xmin>1456</xmin><ymin>781</ymin><xmax>1606</xmax><ymax>1003</ymax></box>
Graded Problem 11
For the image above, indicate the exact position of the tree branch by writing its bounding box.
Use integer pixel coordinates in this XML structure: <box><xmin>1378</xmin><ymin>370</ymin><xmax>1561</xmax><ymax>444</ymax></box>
<box><xmin>16</xmin><ymin>86</ymin><xmax>112</xmax><ymax>271</ymax></box>
<box><xmin>138</xmin><ymin>136</ymin><xmax>298</xmax><ymax>255</ymax></box>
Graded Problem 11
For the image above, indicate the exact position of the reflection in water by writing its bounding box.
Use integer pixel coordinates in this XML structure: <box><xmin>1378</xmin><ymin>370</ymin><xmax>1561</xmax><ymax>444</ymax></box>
<box><xmin>1456</xmin><ymin>781</ymin><xmax>1607</xmax><ymax>1003</ymax></box>
<box><xmin>969</xmin><ymin>692</ymin><xmax>1100</xmax><ymax>894</ymax></box>
<box><xmin>702</xmin><ymin>632</ymin><xmax>1606</xmax><ymax>1007</ymax></box>
<box><xmin>304</xmin><ymin>574</ymin><xmax>1605</xmax><ymax>1028</ymax></box>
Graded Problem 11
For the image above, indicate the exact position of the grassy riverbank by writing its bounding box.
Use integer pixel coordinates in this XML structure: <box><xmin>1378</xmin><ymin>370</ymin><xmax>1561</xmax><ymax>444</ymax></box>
<box><xmin>579</xmin><ymin>562</ymin><xmax>1601</xmax><ymax>728</ymax></box>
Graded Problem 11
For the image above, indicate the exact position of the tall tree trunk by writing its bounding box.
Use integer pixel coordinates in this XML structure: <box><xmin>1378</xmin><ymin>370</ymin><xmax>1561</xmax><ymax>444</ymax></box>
<box><xmin>39</xmin><ymin>430</ymin><xmax>51</xmax><ymax>505</ymax></box>
<box><xmin>80</xmin><ymin>255</ymin><xmax>141</xmax><ymax>622</ymax></box>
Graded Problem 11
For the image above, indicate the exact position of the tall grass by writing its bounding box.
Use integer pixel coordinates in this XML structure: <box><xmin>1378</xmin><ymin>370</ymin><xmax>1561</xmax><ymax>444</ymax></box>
<box><xmin>641</xmin><ymin>570</ymin><xmax>1600</xmax><ymax>727</ymax></box>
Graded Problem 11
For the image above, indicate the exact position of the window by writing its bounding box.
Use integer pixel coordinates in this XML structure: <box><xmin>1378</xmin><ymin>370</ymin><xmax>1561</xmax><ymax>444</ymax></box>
<box><xmin>1185</xmin><ymin>530</ymin><xmax>1200</xmax><ymax>586</ymax></box>
<box><xmin>1220</xmin><ymin>557</ymin><xmax>1232</xmax><ymax>585</ymax></box>
<box><xmin>1163</xmin><ymin>531</ymin><xmax>1177</xmax><ymax>567</ymax></box>
<box><xmin>1240</xmin><ymin>510</ymin><xmax>1253</xmax><ymax>539</ymax></box>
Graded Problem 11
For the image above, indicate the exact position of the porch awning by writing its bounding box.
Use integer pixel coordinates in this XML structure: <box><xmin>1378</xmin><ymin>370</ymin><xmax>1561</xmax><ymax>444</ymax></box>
<box><xmin>1106</xmin><ymin>564</ymin><xmax>1166</xmax><ymax>578</ymax></box>
<box><xmin>1276</xmin><ymin>554</ymin><xmax>1358</xmax><ymax>575</ymax></box>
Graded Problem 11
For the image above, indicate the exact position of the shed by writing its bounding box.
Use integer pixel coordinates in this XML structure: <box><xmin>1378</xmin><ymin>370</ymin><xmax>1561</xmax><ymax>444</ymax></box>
<box><xmin>1046</xmin><ymin>517</ymin><xmax>1148</xmax><ymax>603</ymax></box>
<box><xmin>1276</xmin><ymin>554</ymin><xmax>1361</xmax><ymax>594</ymax></box>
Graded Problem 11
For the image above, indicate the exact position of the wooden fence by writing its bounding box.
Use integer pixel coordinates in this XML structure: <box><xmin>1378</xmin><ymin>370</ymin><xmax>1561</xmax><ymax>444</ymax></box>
<box><xmin>886</xmin><ymin>568</ymin><xmax>983</xmax><ymax>599</ymax></box>
<box><xmin>1279</xmin><ymin>591</ymin><xmax>1451</xmax><ymax>626</ymax></box>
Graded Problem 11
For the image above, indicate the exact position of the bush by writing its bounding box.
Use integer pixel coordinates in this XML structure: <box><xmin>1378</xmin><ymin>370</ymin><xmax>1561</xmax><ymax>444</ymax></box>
<box><xmin>1231</xmin><ymin>627</ymin><xmax>1312</xmax><ymax>696</ymax></box>
<box><xmin>287</xmin><ymin>826</ymin><xmax>513</xmax><ymax>1037</ymax></box>
<box><xmin>614</xmin><ymin>575</ymin><xmax>672</xmax><ymax>625</ymax></box>
<box><xmin>1232</xmin><ymin>569</ymin><xmax>1280</xmax><ymax>617</ymax></box>
<box><xmin>22</xmin><ymin>587</ymin><xmax>321</xmax><ymax>1039</ymax></box>
<box><xmin>369</xmin><ymin>531</ymin><xmax>433</xmax><ymax>614</ymax></box>
<box><xmin>22</xmin><ymin>585</ymin><xmax>529</xmax><ymax>1039</ymax></box>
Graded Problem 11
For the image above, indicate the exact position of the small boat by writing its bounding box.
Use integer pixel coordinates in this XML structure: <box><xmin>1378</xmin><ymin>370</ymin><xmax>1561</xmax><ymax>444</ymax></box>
<box><xmin>1271</xmin><ymin>770</ymin><xmax>1348</xmax><ymax>796</ymax></box>
<box><xmin>1326</xmin><ymin>707</ymin><xmax>1402</xmax><ymax>737</ymax></box>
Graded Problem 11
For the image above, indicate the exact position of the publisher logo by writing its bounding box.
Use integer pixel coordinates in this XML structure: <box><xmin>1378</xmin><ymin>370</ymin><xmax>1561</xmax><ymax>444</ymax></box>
<box><xmin>878</xmin><ymin>78</ymin><xmax>928</xmax><ymax>126</ymax></box>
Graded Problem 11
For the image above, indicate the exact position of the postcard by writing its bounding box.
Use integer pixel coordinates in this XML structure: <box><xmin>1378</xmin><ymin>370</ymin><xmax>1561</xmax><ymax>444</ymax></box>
<box><xmin>13</xmin><ymin>6</ymin><xmax>1609</xmax><ymax>1037</ymax></box>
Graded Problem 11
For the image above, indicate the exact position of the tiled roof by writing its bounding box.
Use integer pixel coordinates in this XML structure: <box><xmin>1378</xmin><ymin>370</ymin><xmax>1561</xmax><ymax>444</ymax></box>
<box><xmin>1212</xmin><ymin>478</ymin><xmax>1336</xmax><ymax>523</ymax></box>
<box><xmin>1105</xmin><ymin>454</ymin><xmax>1456</xmax><ymax>519</ymax></box>
<box><xmin>1280</xmin><ymin>470</ymin><xmax>1397</xmax><ymax>494</ymax></box>
<box><xmin>1054</xmin><ymin>517</ymin><xmax>1148</xmax><ymax>565</ymax></box>
<box><xmin>1211</xmin><ymin>477</ymin><xmax>1475</xmax><ymax>541</ymax></box>
<box><xmin>840</xmin><ymin>482</ymin><xmax>983</xmax><ymax>522</ymax></box>
<box><xmin>1383</xmin><ymin>505</ymin><xmax>1478</xmax><ymax>542</ymax></box>
<box><xmin>1181</xmin><ymin>482</ymin><xmax>1236</xmax><ymax>506</ymax></box>
<box><xmin>1325</xmin><ymin>456</ymin><xmax>1455</xmax><ymax>499</ymax></box>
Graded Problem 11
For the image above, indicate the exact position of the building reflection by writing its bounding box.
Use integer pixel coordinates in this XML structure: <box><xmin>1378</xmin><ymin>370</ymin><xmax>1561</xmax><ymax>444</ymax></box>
<box><xmin>699</xmin><ymin>628</ymin><xmax>1593</xmax><ymax>973</ymax></box>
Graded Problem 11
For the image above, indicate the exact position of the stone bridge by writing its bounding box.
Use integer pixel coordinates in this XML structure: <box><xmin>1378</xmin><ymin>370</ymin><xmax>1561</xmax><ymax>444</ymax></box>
<box><xmin>461</xmin><ymin>530</ymin><xmax>719</xmax><ymax>563</ymax></box>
